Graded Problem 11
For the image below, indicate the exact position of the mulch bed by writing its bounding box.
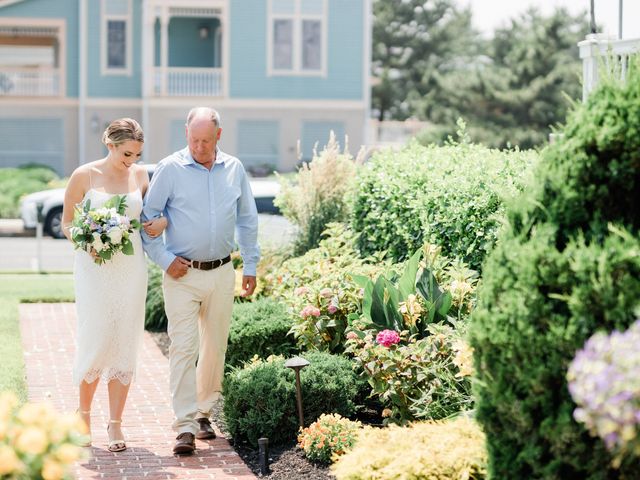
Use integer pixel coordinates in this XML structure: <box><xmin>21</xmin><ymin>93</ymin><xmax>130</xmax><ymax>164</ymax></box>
<box><xmin>147</xmin><ymin>331</ymin><xmax>335</xmax><ymax>479</ymax></box>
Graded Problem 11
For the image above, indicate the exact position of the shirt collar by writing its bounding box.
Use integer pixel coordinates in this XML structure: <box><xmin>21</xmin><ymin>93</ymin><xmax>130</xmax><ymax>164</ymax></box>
<box><xmin>179</xmin><ymin>146</ymin><xmax>227</xmax><ymax>166</ymax></box>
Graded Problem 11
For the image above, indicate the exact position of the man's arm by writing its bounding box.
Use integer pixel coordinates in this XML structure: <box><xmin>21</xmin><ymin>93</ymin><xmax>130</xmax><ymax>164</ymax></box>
<box><xmin>141</xmin><ymin>161</ymin><xmax>176</xmax><ymax>271</ymax></box>
<box><xmin>235</xmin><ymin>167</ymin><xmax>260</xmax><ymax>285</ymax></box>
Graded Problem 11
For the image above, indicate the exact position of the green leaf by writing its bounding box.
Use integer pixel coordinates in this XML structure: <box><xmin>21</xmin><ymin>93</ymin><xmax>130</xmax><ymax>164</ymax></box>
<box><xmin>397</xmin><ymin>248</ymin><xmax>421</xmax><ymax>298</ymax></box>
<box><xmin>121</xmin><ymin>239</ymin><xmax>134</xmax><ymax>255</ymax></box>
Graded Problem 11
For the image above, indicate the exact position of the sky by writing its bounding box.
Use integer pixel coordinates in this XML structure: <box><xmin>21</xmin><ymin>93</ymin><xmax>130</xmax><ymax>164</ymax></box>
<box><xmin>458</xmin><ymin>0</ymin><xmax>640</xmax><ymax>39</ymax></box>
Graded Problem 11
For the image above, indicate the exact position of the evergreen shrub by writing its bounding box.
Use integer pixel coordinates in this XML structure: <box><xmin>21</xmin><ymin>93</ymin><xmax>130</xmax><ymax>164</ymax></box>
<box><xmin>222</xmin><ymin>352</ymin><xmax>362</xmax><ymax>446</ymax></box>
<box><xmin>144</xmin><ymin>262</ymin><xmax>166</xmax><ymax>331</ymax></box>
<box><xmin>226</xmin><ymin>298</ymin><xmax>297</xmax><ymax>368</ymax></box>
<box><xmin>351</xmin><ymin>139</ymin><xmax>536</xmax><ymax>270</ymax></box>
<box><xmin>469</xmin><ymin>59</ymin><xmax>640</xmax><ymax>478</ymax></box>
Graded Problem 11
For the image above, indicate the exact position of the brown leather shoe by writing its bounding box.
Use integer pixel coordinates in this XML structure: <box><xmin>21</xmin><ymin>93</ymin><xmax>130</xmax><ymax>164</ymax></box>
<box><xmin>173</xmin><ymin>432</ymin><xmax>195</xmax><ymax>455</ymax></box>
<box><xmin>196</xmin><ymin>418</ymin><xmax>216</xmax><ymax>440</ymax></box>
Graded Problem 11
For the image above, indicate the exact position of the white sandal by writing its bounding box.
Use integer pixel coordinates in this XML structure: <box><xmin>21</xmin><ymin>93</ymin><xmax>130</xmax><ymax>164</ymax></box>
<box><xmin>107</xmin><ymin>419</ymin><xmax>126</xmax><ymax>452</ymax></box>
<box><xmin>77</xmin><ymin>409</ymin><xmax>92</xmax><ymax>447</ymax></box>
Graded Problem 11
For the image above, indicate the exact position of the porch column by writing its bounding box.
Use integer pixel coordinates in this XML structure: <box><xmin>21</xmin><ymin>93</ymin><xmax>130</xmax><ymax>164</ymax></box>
<box><xmin>160</xmin><ymin>7</ymin><xmax>169</xmax><ymax>96</ymax></box>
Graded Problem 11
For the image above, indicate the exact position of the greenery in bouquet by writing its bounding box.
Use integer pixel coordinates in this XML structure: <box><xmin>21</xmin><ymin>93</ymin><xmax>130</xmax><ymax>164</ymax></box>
<box><xmin>297</xmin><ymin>413</ymin><xmax>361</xmax><ymax>465</ymax></box>
<box><xmin>0</xmin><ymin>392</ymin><xmax>87</xmax><ymax>479</ymax></box>
<box><xmin>567</xmin><ymin>319</ymin><xmax>640</xmax><ymax>467</ymax></box>
<box><xmin>269</xmin><ymin>223</ymin><xmax>387</xmax><ymax>353</ymax></box>
<box><xmin>70</xmin><ymin>194</ymin><xmax>141</xmax><ymax>264</ymax></box>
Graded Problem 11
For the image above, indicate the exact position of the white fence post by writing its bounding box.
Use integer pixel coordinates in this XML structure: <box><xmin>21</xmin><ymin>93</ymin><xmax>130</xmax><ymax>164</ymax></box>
<box><xmin>578</xmin><ymin>33</ymin><xmax>609</xmax><ymax>101</ymax></box>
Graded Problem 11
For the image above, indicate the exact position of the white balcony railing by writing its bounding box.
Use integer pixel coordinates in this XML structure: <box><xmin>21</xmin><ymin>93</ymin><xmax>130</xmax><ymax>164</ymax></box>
<box><xmin>0</xmin><ymin>67</ymin><xmax>61</xmax><ymax>97</ymax></box>
<box><xmin>153</xmin><ymin>67</ymin><xmax>223</xmax><ymax>97</ymax></box>
<box><xmin>579</xmin><ymin>33</ymin><xmax>640</xmax><ymax>100</ymax></box>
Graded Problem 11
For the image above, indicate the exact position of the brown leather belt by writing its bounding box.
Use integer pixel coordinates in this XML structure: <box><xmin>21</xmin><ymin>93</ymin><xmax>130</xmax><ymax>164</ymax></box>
<box><xmin>187</xmin><ymin>255</ymin><xmax>231</xmax><ymax>271</ymax></box>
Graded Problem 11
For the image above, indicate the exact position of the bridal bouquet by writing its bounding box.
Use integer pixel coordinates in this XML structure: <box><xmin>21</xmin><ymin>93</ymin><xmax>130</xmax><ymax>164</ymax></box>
<box><xmin>70</xmin><ymin>194</ymin><xmax>141</xmax><ymax>264</ymax></box>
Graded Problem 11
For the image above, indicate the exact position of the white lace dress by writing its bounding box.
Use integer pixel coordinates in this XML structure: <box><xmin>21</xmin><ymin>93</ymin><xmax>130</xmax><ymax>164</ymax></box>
<box><xmin>72</xmin><ymin>189</ymin><xmax>147</xmax><ymax>386</ymax></box>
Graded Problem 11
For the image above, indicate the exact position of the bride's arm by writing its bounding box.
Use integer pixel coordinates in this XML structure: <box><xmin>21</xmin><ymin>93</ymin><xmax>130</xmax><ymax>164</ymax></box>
<box><xmin>143</xmin><ymin>217</ymin><xmax>167</xmax><ymax>237</ymax></box>
<box><xmin>61</xmin><ymin>168</ymin><xmax>89</xmax><ymax>242</ymax></box>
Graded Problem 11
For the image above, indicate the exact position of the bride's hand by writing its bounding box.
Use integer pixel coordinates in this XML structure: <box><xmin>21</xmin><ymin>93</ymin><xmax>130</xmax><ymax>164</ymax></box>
<box><xmin>143</xmin><ymin>217</ymin><xmax>168</xmax><ymax>238</ymax></box>
<box><xmin>87</xmin><ymin>247</ymin><xmax>100</xmax><ymax>263</ymax></box>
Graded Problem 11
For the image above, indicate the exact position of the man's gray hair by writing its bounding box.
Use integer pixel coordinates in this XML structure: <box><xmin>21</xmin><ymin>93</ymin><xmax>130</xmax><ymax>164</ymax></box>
<box><xmin>186</xmin><ymin>107</ymin><xmax>221</xmax><ymax>128</ymax></box>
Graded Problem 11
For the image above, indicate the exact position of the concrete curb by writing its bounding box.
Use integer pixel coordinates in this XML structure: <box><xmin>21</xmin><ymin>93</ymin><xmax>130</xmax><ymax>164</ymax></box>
<box><xmin>0</xmin><ymin>219</ymin><xmax>34</xmax><ymax>237</ymax></box>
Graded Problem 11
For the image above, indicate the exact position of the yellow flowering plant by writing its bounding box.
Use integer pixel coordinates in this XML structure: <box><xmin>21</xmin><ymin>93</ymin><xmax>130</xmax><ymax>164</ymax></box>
<box><xmin>0</xmin><ymin>392</ymin><xmax>87</xmax><ymax>480</ymax></box>
<box><xmin>297</xmin><ymin>413</ymin><xmax>361</xmax><ymax>464</ymax></box>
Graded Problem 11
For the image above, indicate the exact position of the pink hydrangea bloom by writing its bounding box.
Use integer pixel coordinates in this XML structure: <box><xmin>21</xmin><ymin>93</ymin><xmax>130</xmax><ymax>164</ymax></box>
<box><xmin>300</xmin><ymin>305</ymin><xmax>321</xmax><ymax>318</ymax></box>
<box><xmin>294</xmin><ymin>286</ymin><xmax>310</xmax><ymax>296</ymax></box>
<box><xmin>376</xmin><ymin>329</ymin><xmax>400</xmax><ymax>347</ymax></box>
<box><xmin>346</xmin><ymin>331</ymin><xmax>358</xmax><ymax>340</ymax></box>
<box><xmin>319</xmin><ymin>288</ymin><xmax>333</xmax><ymax>298</ymax></box>
<box><xmin>327</xmin><ymin>304</ymin><xmax>338</xmax><ymax>314</ymax></box>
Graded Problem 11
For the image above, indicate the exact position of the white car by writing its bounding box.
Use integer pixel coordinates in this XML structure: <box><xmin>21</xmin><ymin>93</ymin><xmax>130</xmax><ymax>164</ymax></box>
<box><xmin>20</xmin><ymin>164</ymin><xmax>280</xmax><ymax>238</ymax></box>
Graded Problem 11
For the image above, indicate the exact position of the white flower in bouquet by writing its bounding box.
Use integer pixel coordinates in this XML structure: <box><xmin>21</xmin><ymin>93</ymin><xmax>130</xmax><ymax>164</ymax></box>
<box><xmin>108</xmin><ymin>226</ymin><xmax>123</xmax><ymax>245</ymax></box>
<box><xmin>71</xmin><ymin>194</ymin><xmax>141</xmax><ymax>265</ymax></box>
<box><xmin>92</xmin><ymin>232</ymin><xmax>105</xmax><ymax>252</ymax></box>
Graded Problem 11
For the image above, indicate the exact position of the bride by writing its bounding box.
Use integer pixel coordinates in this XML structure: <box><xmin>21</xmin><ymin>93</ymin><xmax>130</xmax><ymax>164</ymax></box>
<box><xmin>61</xmin><ymin>118</ymin><xmax>166</xmax><ymax>452</ymax></box>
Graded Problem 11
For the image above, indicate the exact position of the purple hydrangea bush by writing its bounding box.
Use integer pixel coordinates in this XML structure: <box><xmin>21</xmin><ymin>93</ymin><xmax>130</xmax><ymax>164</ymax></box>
<box><xmin>567</xmin><ymin>319</ymin><xmax>640</xmax><ymax>464</ymax></box>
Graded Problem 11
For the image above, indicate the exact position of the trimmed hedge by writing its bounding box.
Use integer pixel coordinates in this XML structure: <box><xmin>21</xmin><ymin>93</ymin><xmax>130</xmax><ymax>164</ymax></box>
<box><xmin>351</xmin><ymin>141</ymin><xmax>536</xmax><ymax>270</ymax></box>
<box><xmin>469</xmin><ymin>59</ymin><xmax>640</xmax><ymax>478</ymax></box>
<box><xmin>222</xmin><ymin>352</ymin><xmax>363</xmax><ymax>446</ymax></box>
<box><xmin>226</xmin><ymin>298</ymin><xmax>297</xmax><ymax>368</ymax></box>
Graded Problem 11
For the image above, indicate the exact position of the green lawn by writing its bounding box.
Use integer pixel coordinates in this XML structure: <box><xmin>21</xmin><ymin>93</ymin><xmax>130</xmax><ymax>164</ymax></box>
<box><xmin>0</xmin><ymin>273</ymin><xmax>74</xmax><ymax>400</ymax></box>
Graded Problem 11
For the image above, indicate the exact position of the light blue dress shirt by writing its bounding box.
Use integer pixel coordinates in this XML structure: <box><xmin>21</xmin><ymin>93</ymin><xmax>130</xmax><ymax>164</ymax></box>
<box><xmin>141</xmin><ymin>147</ymin><xmax>260</xmax><ymax>276</ymax></box>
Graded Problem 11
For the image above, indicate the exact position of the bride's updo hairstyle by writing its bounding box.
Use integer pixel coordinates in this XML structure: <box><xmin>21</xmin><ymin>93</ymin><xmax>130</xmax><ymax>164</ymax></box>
<box><xmin>102</xmin><ymin>118</ymin><xmax>144</xmax><ymax>147</ymax></box>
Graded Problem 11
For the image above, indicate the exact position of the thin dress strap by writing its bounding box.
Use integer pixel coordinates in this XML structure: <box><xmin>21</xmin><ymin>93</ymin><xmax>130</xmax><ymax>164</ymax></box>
<box><xmin>132</xmin><ymin>167</ymin><xmax>141</xmax><ymax>193</ymax></box>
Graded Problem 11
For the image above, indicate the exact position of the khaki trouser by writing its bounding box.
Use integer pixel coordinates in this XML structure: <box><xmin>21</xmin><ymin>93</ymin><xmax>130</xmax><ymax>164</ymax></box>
<box><xmin>162</xmin><ymin>261</ymin><xmax>235</xmax><ymax>434</ymax></box>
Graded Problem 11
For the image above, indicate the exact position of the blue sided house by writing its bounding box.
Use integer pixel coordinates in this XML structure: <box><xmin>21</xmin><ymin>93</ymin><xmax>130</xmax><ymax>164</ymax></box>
<box><xmin>0</xmin><ymin>0</ymin><xmax>371</xmax><ymax>175</ymax></box>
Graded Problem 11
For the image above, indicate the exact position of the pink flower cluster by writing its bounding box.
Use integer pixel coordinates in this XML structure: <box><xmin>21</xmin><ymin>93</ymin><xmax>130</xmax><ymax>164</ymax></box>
<box><xmin>300</xmin><ymin>305</ymin><xmax>321</xmax><ymax>319</ymax></box>
<box><xmin>376</xmin><ymin>329</ymin><xmax>400</xmax><ymax>347</ymax></box>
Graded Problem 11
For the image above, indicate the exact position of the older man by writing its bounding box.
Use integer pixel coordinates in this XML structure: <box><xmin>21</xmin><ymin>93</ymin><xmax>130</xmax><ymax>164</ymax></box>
<box><xmin>142</xmin><ymin>107</ymin><xmax>259</xmax><ymax>455</ymax></box>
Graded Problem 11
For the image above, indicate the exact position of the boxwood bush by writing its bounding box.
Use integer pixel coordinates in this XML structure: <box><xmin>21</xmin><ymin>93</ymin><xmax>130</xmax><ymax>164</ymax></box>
<box><xmin>351</xmin><ymin>140</ymin><xmax>536</xmax><ymax>270</ymax></box>
<box><xmin>226</xmin><ymin>298</ymin><xmax>297</xmax><ymax>368</ymax></box>
<box><xmin>469</xmin><ymin>59</ymin><xmax>640</xmax><ymax>478</ymax></box>
<box><xmin>222</xmin><ymin>351</ymin><xmax>364</xmax><ymax>446</ymax></box>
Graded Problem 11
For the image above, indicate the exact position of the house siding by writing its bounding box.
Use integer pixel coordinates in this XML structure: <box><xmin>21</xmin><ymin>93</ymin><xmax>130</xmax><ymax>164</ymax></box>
<box><xmin>87</xmin><ymin>0</ymin><xmax>142</xmax><ymax>98</ymax></box>
<box><xmin>229</xmin><ymin>0</ymin><xmax>364</xmax><ymax>100</ymax></box>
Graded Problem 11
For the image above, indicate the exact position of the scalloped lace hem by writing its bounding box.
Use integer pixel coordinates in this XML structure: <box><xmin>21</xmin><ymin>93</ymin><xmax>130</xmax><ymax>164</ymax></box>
<box><xmin>81</xmin><ymin>368</ymin><xmax>133</xmax><ymax>386</ymax></box>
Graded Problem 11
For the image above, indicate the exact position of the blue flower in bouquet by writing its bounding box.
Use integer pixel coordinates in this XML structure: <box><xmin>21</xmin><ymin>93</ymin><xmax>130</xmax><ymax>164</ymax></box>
<box><xmin>69</xmin><ymin>194</ymin><xmax>141</xmax><ymax>265</ymax></box>
<box><xmin>567</xmin><ymin>319</ymin><xmax>640</xmax><ymax>465</ymax></box>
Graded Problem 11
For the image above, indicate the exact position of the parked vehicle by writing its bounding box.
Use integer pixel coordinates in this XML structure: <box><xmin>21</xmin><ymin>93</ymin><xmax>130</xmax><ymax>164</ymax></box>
<box><xmin>20</xmin><ymin>164</ymin><xmax>280</xmax><ymax>238</ymax></box>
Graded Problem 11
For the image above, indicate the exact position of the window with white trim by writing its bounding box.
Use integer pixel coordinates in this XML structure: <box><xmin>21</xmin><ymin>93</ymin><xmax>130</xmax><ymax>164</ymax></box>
<box><xmin>268</xmin><ymin>0</ymin><xmax>326</xmax><ymax>76</ymax></box>
<box><xmin>101</xmin><ymin>0</ymin><xmax>132</xmax><ymax>75</ymax></box>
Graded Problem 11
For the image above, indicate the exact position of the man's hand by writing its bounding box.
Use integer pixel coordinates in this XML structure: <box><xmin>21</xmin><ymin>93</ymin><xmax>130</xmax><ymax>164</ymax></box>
<box><xmin>241</xmin><ymin>275</ymin><xmax>257</xmax><ymax>297</ymax></box>
<box><xmin>167</xmin><ymin>257</ymin><xmax>190</xmax><ymax>279</ymax></box>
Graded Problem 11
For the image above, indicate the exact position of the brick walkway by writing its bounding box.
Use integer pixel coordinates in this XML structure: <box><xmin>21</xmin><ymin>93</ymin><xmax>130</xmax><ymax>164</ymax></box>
<box><xmin>19</xmin><ymin>303</ymin><xmax>257</xmax><ymax>480</ymax></box>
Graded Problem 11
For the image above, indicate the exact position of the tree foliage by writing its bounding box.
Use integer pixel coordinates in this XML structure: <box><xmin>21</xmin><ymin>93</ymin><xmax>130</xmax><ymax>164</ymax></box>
<box><xmin>371</xmin><ymin>0</ymin><xmax>479</xmax><ymax>121</ymax></box>
<box><xmin>372</xmin><ymin>3</ymin><xmax>591</xmax><ymax>148</ymax></box>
